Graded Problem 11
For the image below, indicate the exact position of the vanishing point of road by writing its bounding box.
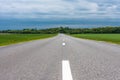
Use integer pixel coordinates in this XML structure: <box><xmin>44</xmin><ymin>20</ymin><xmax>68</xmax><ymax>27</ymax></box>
<box><xmin>0</xmin><ymin>34</ymin><xmax>120</xmax><ymax>80</ymax></box>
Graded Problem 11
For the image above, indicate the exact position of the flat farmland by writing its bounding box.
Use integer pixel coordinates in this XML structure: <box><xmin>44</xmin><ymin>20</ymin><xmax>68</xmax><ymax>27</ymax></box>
<box><xmin>71</xmin><ymin>34</ymin><xmax>120</xmax><ymax>44</ymax></box>
<box><xmin>0</xmin><ymin>34</ymin><xmax>56</xmax><ymax>46</ymax></box>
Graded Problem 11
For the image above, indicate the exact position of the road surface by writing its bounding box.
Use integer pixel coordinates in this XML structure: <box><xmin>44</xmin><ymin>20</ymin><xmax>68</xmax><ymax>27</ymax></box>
<box><xmin>0</xmin><ymin>34</ymin><xmax>120</xmax><ymax>80</ymax></box>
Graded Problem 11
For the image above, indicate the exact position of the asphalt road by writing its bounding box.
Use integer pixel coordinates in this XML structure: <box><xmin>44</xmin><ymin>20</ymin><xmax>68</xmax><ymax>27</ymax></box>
<box><xmin>0</xmin><ymin>34</ymin><xmax>120</xmax><ymax>80</ymax></box>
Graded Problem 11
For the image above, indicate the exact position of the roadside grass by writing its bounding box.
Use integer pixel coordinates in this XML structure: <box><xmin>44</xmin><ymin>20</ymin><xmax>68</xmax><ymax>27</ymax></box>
<box><xmin>0</xmin><ymin>34</ymin><xmax>57</xmax><ymax>46</ymax></box>
<box><xmin>71</xmin><ymin>34</ymin><xmax>120</xmax><ymax>44</ymax></box>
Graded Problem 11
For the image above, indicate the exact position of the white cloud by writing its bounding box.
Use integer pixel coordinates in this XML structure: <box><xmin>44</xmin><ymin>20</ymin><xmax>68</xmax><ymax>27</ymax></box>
<box><xmin>106</xmin><ymin>5</ymin><xmax>117</xmax><ymax>12</ymax></box>
<box><xmin>0</xmin><ymin>0</ymin><xmax>119</xmax><ymax>19</ymax></box>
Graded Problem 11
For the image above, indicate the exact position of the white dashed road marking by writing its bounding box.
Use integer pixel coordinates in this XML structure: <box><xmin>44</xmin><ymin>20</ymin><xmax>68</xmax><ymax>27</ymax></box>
<box><xmin>62</xmin><ymin>43</ymin><xmax>66</xmax><ymax>46</ymax></box>
<box><xmin>62</xmin><ymin>60</ymin><xmax>73</xmax><ymax>80</ymax></box>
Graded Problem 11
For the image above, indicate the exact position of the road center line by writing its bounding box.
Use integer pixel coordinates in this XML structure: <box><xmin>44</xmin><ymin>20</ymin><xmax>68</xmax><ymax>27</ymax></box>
<box><xmin>62</xmin><ymin>60</ymin><xmax>73</xmax><ymax>80</ymax></box>
<box><xmin>62</xmin><ymin>43</ymin><xmax>66</xmax><ymax>46</ymax></box>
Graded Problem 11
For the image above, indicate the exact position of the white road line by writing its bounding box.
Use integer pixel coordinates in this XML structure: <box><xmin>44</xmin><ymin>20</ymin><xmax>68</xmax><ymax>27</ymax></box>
<box><xmin>62</xmin><ymin>60</ymin><xmax>73</xmax><ymax>80</ymax></box>
<box><xmin>62</xmin><ymin>43</ymin><xmax>66</xmax><ymax>46</ymax></box>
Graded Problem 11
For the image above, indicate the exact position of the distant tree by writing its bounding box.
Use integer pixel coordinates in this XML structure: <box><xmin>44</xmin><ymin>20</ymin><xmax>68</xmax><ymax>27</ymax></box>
<box><xmin>0</xmin><ymin>26</ymin><xmax>120</xmax><ymax>34</ymax></box>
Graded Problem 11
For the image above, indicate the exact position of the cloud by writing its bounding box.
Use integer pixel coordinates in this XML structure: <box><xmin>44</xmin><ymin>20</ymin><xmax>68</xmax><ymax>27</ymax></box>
<box><xmin>0</xmin><ymin>0</ymin><xmax>120</xmax><ymax>19</ymax></box>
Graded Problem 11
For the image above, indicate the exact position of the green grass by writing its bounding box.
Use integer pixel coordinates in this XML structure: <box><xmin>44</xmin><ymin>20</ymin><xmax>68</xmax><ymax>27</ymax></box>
<box><xmin>71</xmin><ymin>34</ymin><xmax>120</xmax><ymax>44</ymax></box>
<box><xmin>0</xmin><ymin>34</ymin><xmax>57</xmax><ymax>46</ymax></box>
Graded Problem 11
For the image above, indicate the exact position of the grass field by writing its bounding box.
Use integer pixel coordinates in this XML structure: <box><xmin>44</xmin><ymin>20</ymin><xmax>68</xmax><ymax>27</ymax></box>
<box><xmin>71</xmin><ymin>34</ymin><xmax>120</xmax><ymax>44</ymax></box>
<box><xmin>0</xmin><ymin>34</ymin><xmax>57</xmax><ymax>46</ymax></box>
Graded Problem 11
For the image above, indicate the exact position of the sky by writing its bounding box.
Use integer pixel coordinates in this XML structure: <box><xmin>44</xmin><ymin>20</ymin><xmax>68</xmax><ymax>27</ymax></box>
<box><xmin>0</xmin><ymin>0</ymin><xmax>120</xmax><ymax>29</ymax></box>
<box><xmin>0</xmin><ymin>0</ymin><xmax>120</xmax><ymax>19</ymax></box>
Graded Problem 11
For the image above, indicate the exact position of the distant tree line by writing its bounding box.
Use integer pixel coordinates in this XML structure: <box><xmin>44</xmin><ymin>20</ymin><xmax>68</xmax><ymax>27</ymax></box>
<box><xmin>0</xmin><ymin>26</ymin><xmax>120</xmax><ymax>34</ymax></box>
